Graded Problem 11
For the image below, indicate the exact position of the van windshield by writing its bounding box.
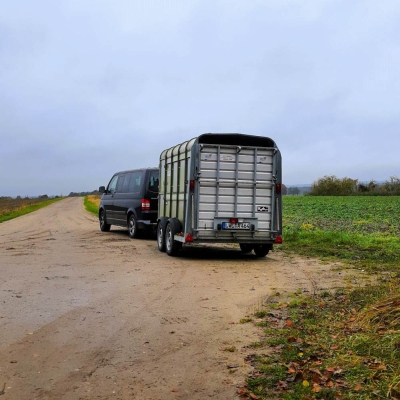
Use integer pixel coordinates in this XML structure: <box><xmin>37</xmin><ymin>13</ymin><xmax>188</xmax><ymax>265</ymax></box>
<box><xmin>148</xmin><ymin>170</ymin><xmax>159</xmax><ymax>193</ymax></box>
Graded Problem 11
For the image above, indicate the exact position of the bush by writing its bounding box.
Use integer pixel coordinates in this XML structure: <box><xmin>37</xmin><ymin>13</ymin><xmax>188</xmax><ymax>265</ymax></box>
<box><xmin>310</xmin><ymin>175</ymin><xmax>400</xmax><ymax>196</ymax></box>
<box><xmin>310</xmin><ymin>175</ymin><xmax>358</xmax><ymax>196</ymax></box>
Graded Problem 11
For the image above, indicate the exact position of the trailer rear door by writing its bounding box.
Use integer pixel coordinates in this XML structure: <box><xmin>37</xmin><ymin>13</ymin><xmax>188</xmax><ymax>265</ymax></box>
<box><xmin>196</xmin><ymin>145</ymin><xmax>276</xmax><ymax>240</ymax></box>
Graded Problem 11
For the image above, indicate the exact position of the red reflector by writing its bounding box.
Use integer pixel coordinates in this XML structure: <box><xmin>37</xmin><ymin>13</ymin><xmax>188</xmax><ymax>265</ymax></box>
<box><xmin>141</xmin><ymin>199</ymin><xmax>150</xmax><ymax>210</ymax></box>
<box><xmin>189</xmin><ymin>180</ymin><xmax>195</xmax><ymax>191</ymax></box>
<box><xmin>274</xmin><ymin>235</ymin><xmax>283</xmax><ymax>244</ymax></box>
<box><xmin>185</xmin><ymin>233</ymin><xmax>193</xmax><ymax>242</ymax></box>
<box><xmin>230</xmin><ymin>218</ymin><xmax>238</xmax><ymax>224</ymax></box>
<box><xmin>276</xmin><ymin>183</ymin><xmax>281</xmax><ymax>194</ymax></box>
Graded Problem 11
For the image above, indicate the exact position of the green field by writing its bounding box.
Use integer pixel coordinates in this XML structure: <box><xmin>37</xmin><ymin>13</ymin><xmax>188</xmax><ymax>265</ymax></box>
<box><xmin>282</xmin><ymin>196</ymin><xmax>400</xmax><ymax>272</ymax></box>
<box><xmin>244</xmin><ymin>196</ymin><xmax>400</xmax><ymax>400</ymax></box>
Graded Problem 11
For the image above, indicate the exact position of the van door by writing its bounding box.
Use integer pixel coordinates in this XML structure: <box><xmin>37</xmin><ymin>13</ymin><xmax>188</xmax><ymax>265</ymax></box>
<box><xmin>113</xmin><ymin>172</ymin><xmax>132</xmax><ymax>226</ymax></box>
<box><xmin>103</xmin><ymin>174</ymin><xmax>119</xmax><ymax>223</ymax></box>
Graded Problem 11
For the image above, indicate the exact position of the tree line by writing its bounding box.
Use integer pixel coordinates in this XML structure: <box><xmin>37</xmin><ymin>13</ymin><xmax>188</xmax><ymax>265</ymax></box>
<box><xmin>309</xmin><ymin>175</ymin><xmax>400</xmax><ymax>196</ymax></box>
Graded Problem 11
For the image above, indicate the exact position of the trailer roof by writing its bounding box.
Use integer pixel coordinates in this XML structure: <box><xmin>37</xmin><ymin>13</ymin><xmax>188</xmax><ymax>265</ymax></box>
<box><xmin>160</xmin><ymin>133</ymin><xmax>278</xmax><ymax>160</ymax></box>
<box><xmin>198</xmin><ymin>133</ymin><xmax>276</xmax><ymax>148</ymax></box>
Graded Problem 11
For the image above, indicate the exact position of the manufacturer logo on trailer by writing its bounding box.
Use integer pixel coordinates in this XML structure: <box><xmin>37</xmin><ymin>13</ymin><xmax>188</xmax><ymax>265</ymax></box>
<box><xmin>257</xmin><ymin>206</ymin><xmax>269</xmax><ymax>212</ymax></box>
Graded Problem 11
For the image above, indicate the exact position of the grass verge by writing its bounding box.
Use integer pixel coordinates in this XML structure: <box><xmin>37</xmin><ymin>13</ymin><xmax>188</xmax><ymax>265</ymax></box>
<box><xmin>0</xmin><ymin>197</ymin><xmax>64</xmax><ymax>223</ymax></box>
<box><xmin>243</xmin><ymin>283</ymin><xmax>400</xmax><ymax>399</ymax></box>
<box><xmin>84</xmin><ymin>195</ymin><xmax>100</xmax><ymax>216</ymax></box>
<box><xmin>239</xmin><ymin>196</ymin><xmax>400</xmax><ymax>399</ymax></box>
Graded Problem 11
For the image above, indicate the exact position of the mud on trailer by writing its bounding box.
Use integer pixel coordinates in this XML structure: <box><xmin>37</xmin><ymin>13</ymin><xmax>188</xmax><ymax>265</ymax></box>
<box><xmin>156</xmin><ymin>133</ymin><xmax>283</xmax><ymax>256</ymax></box>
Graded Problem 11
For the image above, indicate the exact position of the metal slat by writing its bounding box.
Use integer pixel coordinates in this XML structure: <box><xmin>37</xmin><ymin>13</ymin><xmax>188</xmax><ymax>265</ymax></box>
<box><xmin>270</xmin><ymin>149</ymin><xmax>277</xmax><ymax>233</ymax></box>
<box><xmin>253</xmin><ymin>148</ymin><xmax>257</xmax><ymax>218</ymax></box>
<box><xmin>234</xmin><ymin>147</ymin><xmax>239</xmax><ymax>216</ymax></box>
<box><xmin>215</xmin><ymin>146</ymin><xmax>220</xmax><ymax>218</ymax></box>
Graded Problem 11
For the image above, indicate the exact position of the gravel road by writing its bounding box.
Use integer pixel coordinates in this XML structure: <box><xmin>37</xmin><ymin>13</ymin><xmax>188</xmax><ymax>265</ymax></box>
<box><xmin>0</xmin><ymin>198</ymin><xmax>348</xmax><ymax>399</ymax></box>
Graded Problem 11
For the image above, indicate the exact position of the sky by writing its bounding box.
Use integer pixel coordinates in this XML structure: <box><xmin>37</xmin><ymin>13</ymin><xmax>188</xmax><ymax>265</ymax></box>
<box><xmin>1</xmin><ymin>0</ymin><xmax>399</xmax><ymax>197</ymax></box>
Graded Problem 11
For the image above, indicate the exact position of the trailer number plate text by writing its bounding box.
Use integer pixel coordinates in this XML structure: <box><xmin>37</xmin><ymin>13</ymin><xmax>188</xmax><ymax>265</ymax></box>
<box><xmin>222</xmin><ymin>222</ymin><xmax>250</xmax><ymax>230</ymax></box>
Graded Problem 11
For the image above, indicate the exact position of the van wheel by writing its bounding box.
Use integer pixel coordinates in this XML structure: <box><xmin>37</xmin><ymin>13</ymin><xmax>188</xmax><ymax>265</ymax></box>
<box><xmin>165</xmin><ymin>219</ymin><xmax>182</xmax><ymax>256</ymax></box>
<box><xmin>99</xmin><ymin>210</ymin><xmax>111</xmax><ymax>232</ymax></box>
<box><xmin>253</xmin><ymin>244</ymin><xmax>270</xmax><ymax>257</ymax></box>
<box><xmin>128</xmin><ymin>214</ymin><xmax>139</xmax><ymax>238</ymax></box>
<box><xmin>239</xmin><ymin>243</ymin><xmax>253</xmax><ymax>253</ymax></box>
<box><xmin>157</xmin><ymin>217</ymin><xmax>168</xmax><ymax>252</ymax></box>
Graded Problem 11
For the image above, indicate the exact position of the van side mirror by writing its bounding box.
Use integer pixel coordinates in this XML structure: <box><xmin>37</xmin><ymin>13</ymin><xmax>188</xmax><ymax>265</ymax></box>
<box><xmin>99</xmin><ymin>186</ymin><xmax>106</xmax><ymax>193</ymax></box>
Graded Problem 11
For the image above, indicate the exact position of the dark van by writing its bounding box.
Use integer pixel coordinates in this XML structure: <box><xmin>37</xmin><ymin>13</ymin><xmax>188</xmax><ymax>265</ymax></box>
<box><xmin>98</xmin><ymin>168</ymin><xmax>159</xmax><ymax>238</ymax></box>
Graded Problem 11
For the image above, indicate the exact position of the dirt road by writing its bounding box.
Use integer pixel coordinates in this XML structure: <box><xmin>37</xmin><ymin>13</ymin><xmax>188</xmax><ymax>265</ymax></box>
<box><xmin>0</xmin><ymin>198</ymin><xmax>349</xmax><ymax>399</ymax></box>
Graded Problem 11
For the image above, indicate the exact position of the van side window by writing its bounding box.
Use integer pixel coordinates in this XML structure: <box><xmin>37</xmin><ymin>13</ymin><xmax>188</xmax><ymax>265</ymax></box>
<box><xmin>107</xmin><ymin>175</ymin><xmax>118</xmax><ymax>194</ymax></box>
<box><xmin>128</xmin><ymin>171</ymin><xmax>143</xmax><ymax>193</ymax></box>
<box><xmin>116</xmin><ymin>174</ymin><xmax>126</xmax><ymax>192</ymax></box>
<box><xmin>121</xmin><ymin>173</ymin><xmax>132</xmax><ymax>193</ymax></box>
<box><xmin>148</xmin><ymin>170</ymin><xmax>159</xmax><ymax>193</ymax></box>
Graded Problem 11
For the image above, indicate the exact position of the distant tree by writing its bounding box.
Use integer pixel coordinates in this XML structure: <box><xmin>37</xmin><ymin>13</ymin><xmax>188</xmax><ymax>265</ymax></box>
<box><xmin>281</xmin><ymin>184</ymin><xmax>288</xmax><ymax>195</ymax></box>
<box><xmin>38</xmin><ymin>194</ymin><xmax>49</xmax><ymax>199</ymax></box>
<box><xmin>357</xmin><ymin>180</ymin><xmax>377</xmax><ymax>194</ymax></box>
<box><xmin>288</xmin><ymin>187</ymin><xmax>301</xmax><ymax>195</ymax></box>
<box><xmin>310</xmin><ymin>175</ymin><xmax>358</xmax><ymax>196</ymax></box>
<box><xmin>379</xmin><ymin>176</ymin><xmax>400</xmax><ymax>195</ymax></box>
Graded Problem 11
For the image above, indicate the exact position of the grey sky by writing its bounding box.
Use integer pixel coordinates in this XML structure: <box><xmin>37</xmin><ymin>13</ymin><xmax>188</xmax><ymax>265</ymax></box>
<box><xmin>1</xmin><ymin>0</ymin><xmax>399</xmax><ymax>197</ymax></box>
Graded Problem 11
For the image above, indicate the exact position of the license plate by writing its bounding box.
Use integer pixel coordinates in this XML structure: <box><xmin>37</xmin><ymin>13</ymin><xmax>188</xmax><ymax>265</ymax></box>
<box><xmin>222</xmin><ymin>222</ymin><xmax>250</xmax><ymax>230</ymax></box>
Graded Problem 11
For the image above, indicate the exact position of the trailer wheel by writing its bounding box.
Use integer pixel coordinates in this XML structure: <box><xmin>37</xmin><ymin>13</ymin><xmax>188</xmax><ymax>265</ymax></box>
<box><xmin>239</xmin><ymin>243</ymin><xmax>253</xmax><ymax>254</ymax></box>
<box><xmin>253</xmin><ymin>244</ymin><xmax>270</xmax><ymax>257</ymax></box>
<box><xmin>165</xmin><ymin>219</ymin><xmax>182</xmax><ymax>256</ymax></box>
<box><xmin>157</xmin><ymin>217</ymin><xmax>168</xmax><ymax>252</ymax></box>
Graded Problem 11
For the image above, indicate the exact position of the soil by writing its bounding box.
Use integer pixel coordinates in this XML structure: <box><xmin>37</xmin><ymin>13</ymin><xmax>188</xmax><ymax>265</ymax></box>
<box><xmin>0</xmin><ymin>198</ymin><xmax>361</xmax><ymax>400</ymax></box>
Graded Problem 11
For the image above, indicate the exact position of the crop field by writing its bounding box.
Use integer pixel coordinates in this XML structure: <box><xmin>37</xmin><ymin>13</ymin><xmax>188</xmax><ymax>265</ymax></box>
<box><xmin>246</xmin><ymin>197</ymin><xmax>400</xmax><ymax>399</ymax></box>
<box><xmin>282</xmin><ymin>196</ymin><xmax>400</xmax><ymax>271</ymax></box>
<box><xmin>283</xmin><ymin>195</ymin><xmax>400</xmax><ymax>236</ymax></box>
<box><xmin>0</xmin><ymin>197</ymin><xmax>63</xmax><ymax>223</ymax></box>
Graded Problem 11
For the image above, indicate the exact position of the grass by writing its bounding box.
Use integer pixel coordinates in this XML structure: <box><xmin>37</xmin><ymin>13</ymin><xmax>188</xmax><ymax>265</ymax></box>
<box><xmin>84</xmin><ymin>195</ymin><xmax>100</xmax><ymax>216</ymax></box>
<box><xmin>282</xmin><ymin>196</ymin><xmax>400</xmax><ymax>273</ymax></box>
<box><xmin>0</xmin><ymin>197</ymin><xmax>64</xmax><ymax>223</ymax></box>
<box><xmin>241</xmin><ymin>196</ymin><xmax>400</xmax><ymax>400</ymax></box>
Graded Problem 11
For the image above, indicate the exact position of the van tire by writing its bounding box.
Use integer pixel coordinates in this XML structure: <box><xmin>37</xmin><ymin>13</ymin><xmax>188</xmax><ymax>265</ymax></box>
<box><xmin>99</xmin><ymin>210</ymin><xmax>111</xmax><ymax>232</ymax></box>
<box><xmin>253</xmin><ymin>244</ymin><xmax>270</xmax><ymax>257</ymax></box>
<box><xmin>128</xmin><ymin>214</ymin><xmax>139</xmax><ymax>238</ymax></box>
<box><xmin>157</xmin><ymin>217</ymin><xmax>168</xmax><ymax>252</ymax></box>
<box><xmin>239</xmin><ymin>243</ymin><xmax>253</xmax><ymax>253</ymax></box>
<box><xmin>165</xmin><ymin>219</ymin><xmax>181</xmax><ymax>256</ymax></box>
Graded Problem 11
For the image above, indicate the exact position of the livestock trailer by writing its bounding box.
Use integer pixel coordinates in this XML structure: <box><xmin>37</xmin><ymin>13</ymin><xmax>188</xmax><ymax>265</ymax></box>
<box><xmin>157</xmin><ymin>133</ymin><xmax>282</xmax><ymax>256</ymax></box>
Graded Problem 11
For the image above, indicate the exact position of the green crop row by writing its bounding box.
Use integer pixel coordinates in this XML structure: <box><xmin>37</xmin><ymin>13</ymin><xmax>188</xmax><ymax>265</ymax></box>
<box><xmin>282</xmin><ymin>196</ymin><xmax>400</xmax><ymax>272</ymax></box>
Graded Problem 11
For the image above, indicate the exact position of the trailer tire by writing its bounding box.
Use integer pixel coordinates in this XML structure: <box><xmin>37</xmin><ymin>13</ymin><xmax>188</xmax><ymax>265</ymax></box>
<box><xmin>157</xmin><ymin>217</ymin><xmax>168</xmax><ymax>252</ymax></box>
<box><xmin>239</xmin><ymin>243</ymin><xmax>253</xmax><ymax>254</ymax></box>
<box><xmin>253</xmin><ymin>244</ymin><xmax>270</xmax><ymax>257</ymax></box>
<box><xmin>165</xmin><ymin>219</ymin><xmax>182</xmax><ymax>256</ymax></box>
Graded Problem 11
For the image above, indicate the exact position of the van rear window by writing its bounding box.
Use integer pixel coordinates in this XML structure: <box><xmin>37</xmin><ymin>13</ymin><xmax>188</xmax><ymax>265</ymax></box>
<box><xmin>127</xmin><ymin>171</ymin><xmax>143</xmax><ymax>193</ymax></box>
<box><xmin>148</xmin><ymin>170</ymin><xmax>159</xmax><ymax>193</ymax></box>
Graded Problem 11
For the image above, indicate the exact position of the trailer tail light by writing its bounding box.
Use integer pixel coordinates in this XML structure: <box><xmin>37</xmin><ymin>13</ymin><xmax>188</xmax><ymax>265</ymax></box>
<box><xmin>185</xmin><ymin>233</ymin><xmax>193</xmax><ymax>242</ymax></box>
<box><xmin>275</xmin><ymin>183</ymin><xmax>281</xmax><ymax>194</ymax></box>
<box><xmin>230</xmin><ymin>218</ymin><xmax>238</xmax><ymax>224</ymax></box>
<box><xmin>141</xmin><ymin>199</ymin><xmax>150</xmax><ymax>211</ymax></box>
<box><xmin>189</xmin><ymin>180</ymin><xmax>195</xmax><ymax>191</ymax></box>
<box><xmin>274</xmin><ymin>235</ymin><xmax>283</xmax><ymax>244</ymax></box>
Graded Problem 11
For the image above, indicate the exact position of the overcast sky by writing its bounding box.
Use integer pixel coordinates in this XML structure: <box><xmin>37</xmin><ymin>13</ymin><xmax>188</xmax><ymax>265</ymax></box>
<box><xmin>1</xmin><ymin>0</ymin><xmax>399</xmax><ymax>197</ymax></box>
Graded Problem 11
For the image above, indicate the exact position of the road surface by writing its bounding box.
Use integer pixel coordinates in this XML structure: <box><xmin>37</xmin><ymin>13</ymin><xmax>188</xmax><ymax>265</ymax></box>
<box><xmin>0</xmin><ymin>198</ymin><xmax>348</xmax><ymax>399</ymax></box>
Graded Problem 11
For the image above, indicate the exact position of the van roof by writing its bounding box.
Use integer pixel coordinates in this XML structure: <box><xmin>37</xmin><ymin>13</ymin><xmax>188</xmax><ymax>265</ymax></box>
<box><xmin>114</xmin><ymin>167</ymin><xmax>159</xmax><ymax>175</ymax></box>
